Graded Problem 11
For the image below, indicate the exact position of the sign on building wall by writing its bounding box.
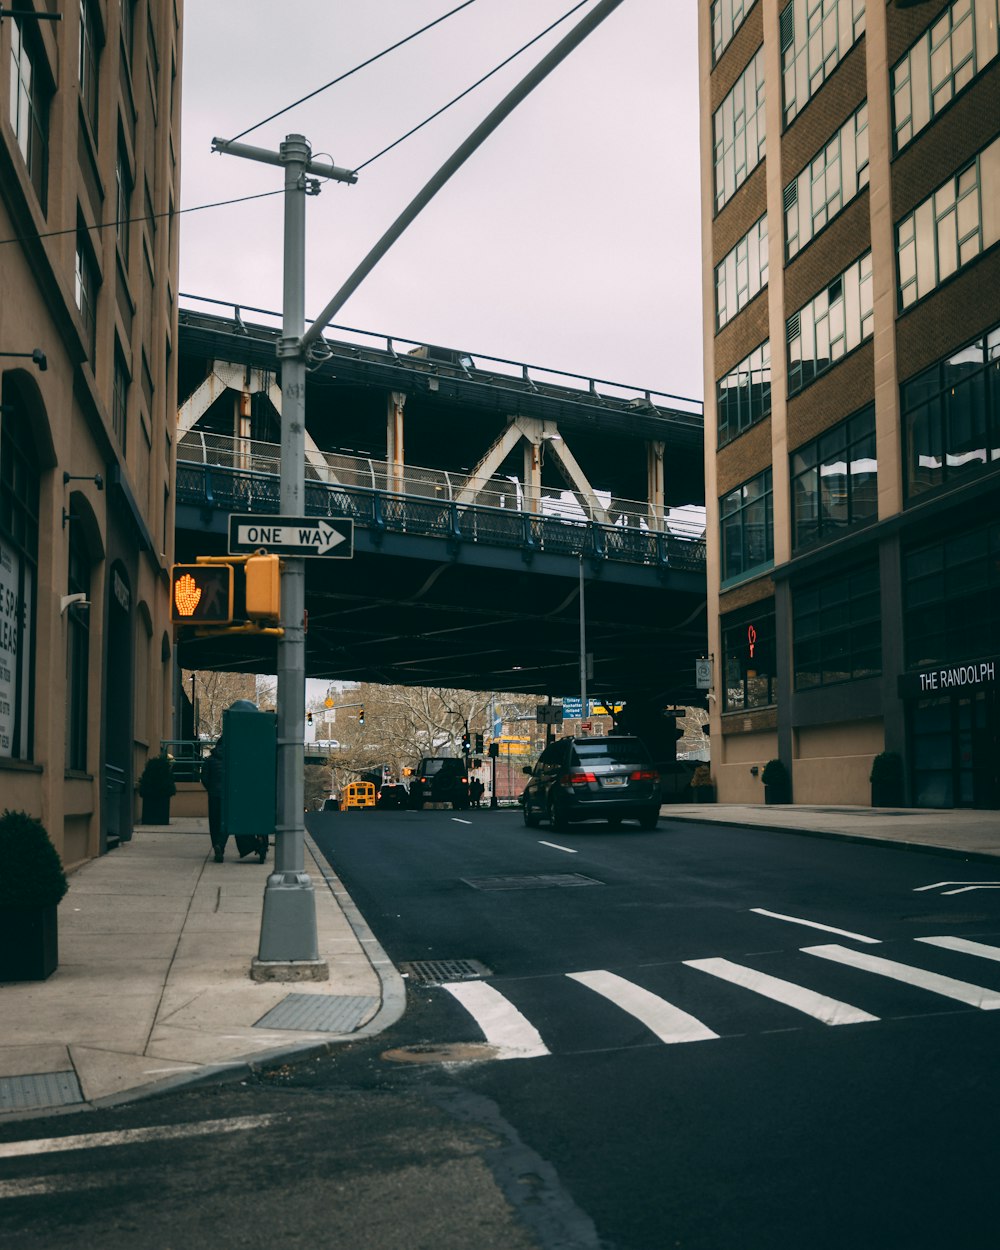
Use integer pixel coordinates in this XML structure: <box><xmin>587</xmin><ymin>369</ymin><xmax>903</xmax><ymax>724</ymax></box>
<box><xmin>0</xmin><ymin>535</ymin><xmax>32</xmax><ymax>759</ymax></box>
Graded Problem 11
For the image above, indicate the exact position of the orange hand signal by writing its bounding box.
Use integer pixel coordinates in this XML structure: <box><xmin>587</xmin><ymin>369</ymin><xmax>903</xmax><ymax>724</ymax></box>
<box><xmin>174</xmin><ymin>572</ymin><xmax>203</xmax><ymax>617</ymax></box>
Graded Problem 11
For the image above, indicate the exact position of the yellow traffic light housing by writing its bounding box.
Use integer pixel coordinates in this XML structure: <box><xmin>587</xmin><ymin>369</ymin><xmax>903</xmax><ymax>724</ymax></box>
<box><xmin>245</xmin><ymin>553</ymin><xmax>282</xmax><ymax>621</ymax></box>
<box><xmin>170</xmin><ymin>564</ymin><xmax>234</xmax><ymax>624</ymax></box>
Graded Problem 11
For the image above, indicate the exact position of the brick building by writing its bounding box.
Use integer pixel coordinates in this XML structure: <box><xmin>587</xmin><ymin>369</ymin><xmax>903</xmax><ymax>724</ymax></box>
<box><xmin>699</xmin><ymin>0</ymin><xmax>999</xmax><ymax>807</ymax></box>
<box><xmin>1</xmin><ymin>2</ymin><xmax>182</xmax><ymax>863</ymax></box>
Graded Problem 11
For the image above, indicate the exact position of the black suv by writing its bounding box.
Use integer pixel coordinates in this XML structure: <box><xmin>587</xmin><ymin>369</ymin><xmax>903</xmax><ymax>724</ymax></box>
<box><xmin>410</xmin><ymin>757</ymin><xmax>470</xmax><ymax>810</ymax></box>
<box><xmin>522</xmin><ymin>736</ymin><xmax>660</xmax><ymax>830</ymax></box>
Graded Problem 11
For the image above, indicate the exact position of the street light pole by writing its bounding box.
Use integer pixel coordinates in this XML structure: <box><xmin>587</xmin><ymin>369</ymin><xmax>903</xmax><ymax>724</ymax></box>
<box><xmin>212</xmin><ymin>134</ymin><xmax>356</xmax><ymax>979</ymax></box>
<box><xmin>579</xmin><ymin>555</ymin><xmax>588</xmax><ymax>732</ymax></box>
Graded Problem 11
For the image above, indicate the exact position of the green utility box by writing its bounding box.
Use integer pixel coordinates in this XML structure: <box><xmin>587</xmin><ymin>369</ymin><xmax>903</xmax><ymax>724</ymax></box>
<box><xmin>221</xmin><ymin>706</ymin><xmax>277</xmax><ymax>838</ymax></box>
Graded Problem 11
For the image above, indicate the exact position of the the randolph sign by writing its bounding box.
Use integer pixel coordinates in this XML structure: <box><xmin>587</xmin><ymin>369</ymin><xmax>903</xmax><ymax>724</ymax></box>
<box><xmin>898</xmin><ymin>656</ymin><xmax>999</xmax><ymax>700</ymax></box>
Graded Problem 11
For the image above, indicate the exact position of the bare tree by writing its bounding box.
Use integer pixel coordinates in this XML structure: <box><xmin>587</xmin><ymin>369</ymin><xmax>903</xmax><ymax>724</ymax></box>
<box><xmin>187</xmin><ymin>670</ymin><xmax>257</xmax><ymax>738</ymax></box>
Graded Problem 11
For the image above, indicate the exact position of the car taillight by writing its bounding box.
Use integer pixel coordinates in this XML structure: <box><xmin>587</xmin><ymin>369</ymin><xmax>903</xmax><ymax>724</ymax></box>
<box><xmin>419</xmin><ymin>777</ymin><xmax>427</xmax><ymax>784</ymax></box>
<box><xmin>562</xmin><ymin>770</ymin><xmax>597</xmax><ymax>786</ymax></box>
<box><xmin>629</xmin><ymin>769</ymin><xmax>659</xmax><ymax>782</ymax></box>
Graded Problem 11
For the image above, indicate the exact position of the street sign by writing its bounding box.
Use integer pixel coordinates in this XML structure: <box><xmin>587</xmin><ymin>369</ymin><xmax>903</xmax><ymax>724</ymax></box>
<box><xmin>228</xmin><ymin>514</ymin><xmax>354</xmax><ymax>558</ymax></box>
<box><xmin>696</xmin><ymin>657</ymin><xmax>712</xmax><ymax>690</ymax></box>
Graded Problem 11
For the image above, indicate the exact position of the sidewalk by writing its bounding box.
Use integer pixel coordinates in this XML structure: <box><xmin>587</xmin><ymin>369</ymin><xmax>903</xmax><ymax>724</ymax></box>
<box><xmin>2</xmin><ymin>805</ymin><xmax>997</xmax><ymax>1121</ymax></box>
<box><xmin>0</xmin><ymin>818</ymin><xmax>405</xmax><ymax>1119</ymax></box>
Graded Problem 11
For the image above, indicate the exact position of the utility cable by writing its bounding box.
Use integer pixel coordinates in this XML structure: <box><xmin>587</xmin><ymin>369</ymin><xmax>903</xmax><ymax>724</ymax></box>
<box><xmin>228</xmin><ymin>0</ymin><xmax>482</xmax><ymax>143</ymax></box>
<box><xmin>0</xmin><ymin>187</ymin><xmax>285</xmax><ymax>249</ymax></box>
<box><xmin>354</xmin><ymin>0</ymin><xmax>590</xmax><ymax>173</ymax></box>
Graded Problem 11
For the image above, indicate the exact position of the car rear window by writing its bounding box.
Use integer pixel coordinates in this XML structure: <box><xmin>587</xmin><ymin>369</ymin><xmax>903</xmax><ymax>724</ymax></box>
<box><xmin>572</xmin><ymin>739</ymin><xmax>650</xmax><ymax>766</ymax></box>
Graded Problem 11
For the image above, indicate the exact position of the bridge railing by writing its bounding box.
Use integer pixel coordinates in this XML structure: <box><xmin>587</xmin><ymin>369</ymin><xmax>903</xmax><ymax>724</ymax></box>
<box><xmin>176</xmin><ymin>461</ymin><xmax>706</xmax><ymax>571</ymax></box>
<box><xmin>176</xmin><ymin>430</ymin><xmax>706</xmax><ymax>542</ymax></box>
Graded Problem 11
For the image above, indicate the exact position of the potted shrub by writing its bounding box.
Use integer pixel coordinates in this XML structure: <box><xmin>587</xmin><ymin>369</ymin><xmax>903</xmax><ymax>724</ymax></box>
<box><xmin>138</xmin><ymin>753</ymin><xmax>176</xmax><ymax>825</ymax></box>
<box><xmin>690</xmin><ymin>764</ymin><xmax>716</xmax><ymax>803</ymax></box>
<box><xmin>761</xmin><ymin>758</ymin><xmax>791</xmax><ymax>805</ymax></box>
<box><xmin>870</xmin><ymin>751</ymin><xmax>904</xmax><ymax>807</ymax></box>
<box><xmin>0</xmin><ymin>809</ymin><xmax>69</xmax><ymax>981</ymax></box>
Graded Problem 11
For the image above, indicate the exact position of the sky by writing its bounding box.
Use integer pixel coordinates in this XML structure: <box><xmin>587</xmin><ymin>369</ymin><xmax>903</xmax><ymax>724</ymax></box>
<box><xmin>178</xmin><ymin>0</ymin><xmax>704</xmax><ymax>403</ymax></box>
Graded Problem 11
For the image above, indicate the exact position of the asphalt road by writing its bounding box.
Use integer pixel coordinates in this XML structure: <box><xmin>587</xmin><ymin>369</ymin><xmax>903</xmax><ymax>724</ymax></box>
<box><xmin>1</xmin><ymin>808</ymin><xmax>997</xmax><ymax>1250</ymax></box>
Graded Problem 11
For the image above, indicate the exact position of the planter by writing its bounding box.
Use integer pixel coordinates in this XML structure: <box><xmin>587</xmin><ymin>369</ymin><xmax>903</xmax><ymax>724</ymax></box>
<box><xmin>871</xmin><ymin>781</ymin><xmax>902</xmax><ymax>808</ymax></box>
<box><xmin>693</xmin><ymin>787</ymin><xmax>716</xmax><ymax>803</ymax></box>
<box><xmin>764</xmin><ymin>784</ymin><xmax>790</xmax><ymax>806</ymax></box>
<box><xmin>0</xmin><ymin>905</ymin><xmax>58</xmax><ymax>981</ymax></box>
<box><xmin>141</xmin><ymin>793</ymin><xmax>171</xmax><ymax>825</ymax></box>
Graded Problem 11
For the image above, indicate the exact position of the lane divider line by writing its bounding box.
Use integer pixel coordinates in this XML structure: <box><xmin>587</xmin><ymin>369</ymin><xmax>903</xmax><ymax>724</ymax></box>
<box><xmin>539</xmin><ymin>840</ymin><xmax>577</xmax><ymax>853</ymax></box>
<box><xmin>751</xmin><ymin>907</ymin><xmax>880</xmax><ymax>944</ymax></box>
<box><xmin>0</xmin><ymin>1114</ymin><xmax>283</xmax><ymax>1161</ymax></box>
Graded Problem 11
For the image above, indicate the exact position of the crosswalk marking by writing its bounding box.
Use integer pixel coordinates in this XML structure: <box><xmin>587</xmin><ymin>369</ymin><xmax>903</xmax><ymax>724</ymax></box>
<box><xmin>916</xmin><ymin>936</ymin><xmax>1000</xmax><ymax>962</ymax></box>
<box><xmin>684</xmin><ymin>956</ymin><xmax>879</xmax><ymax>1026</ymax></box>
<box><xmin>566</xmin><ymin>970</ymin><xmax>719</xmax><ymax>1044</ymax></box>
<box><xmin>0</xmin><ymin>1115</ymin><xmax>281</xmax><ymax>1161</ymax></box>
<box><xmin>442</xmin><ymin>980</ymin><xmax>550</xmax><ymax>1058</ymax></box>
<box><xmin>801</xmin><ymin>944</ymin><xmax>1000</xmax><ymax>1010</ymax></box>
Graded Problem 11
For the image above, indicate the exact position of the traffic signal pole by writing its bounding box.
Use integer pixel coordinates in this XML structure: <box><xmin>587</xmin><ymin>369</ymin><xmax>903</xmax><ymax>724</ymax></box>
<box><xmin>213</xmin><ymin>135</ymin><xmax>356</xmax><ymax>979</ymax></box>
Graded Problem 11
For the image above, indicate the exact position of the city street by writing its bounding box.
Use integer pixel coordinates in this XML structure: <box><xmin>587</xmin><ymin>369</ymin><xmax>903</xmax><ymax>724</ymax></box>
<box><xmin>2</xmin><ymin>808</ymin><xmax>998</xmax><ymax>1249</ymax></box>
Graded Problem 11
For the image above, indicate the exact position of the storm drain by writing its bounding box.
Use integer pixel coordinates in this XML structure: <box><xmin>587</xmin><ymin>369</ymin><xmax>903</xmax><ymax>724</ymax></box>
<box><xmin>0</xmin><ymin>1071</ymin><xmax>83</xmax><ymax>1113</ymax></box>
<box><xmin>254</xmin><ymin>993</ymin><xmax>379</xmax><ymax>1033</ymax></box>
<box><xmin>461</xmin><ymin>872</ymin><xmax>604</xmax><ymax>891</ymax></box>
<box><xmin>399</xmin><ymin>958</ymin><xmax>493</xmax><ymax>986</ymax></box>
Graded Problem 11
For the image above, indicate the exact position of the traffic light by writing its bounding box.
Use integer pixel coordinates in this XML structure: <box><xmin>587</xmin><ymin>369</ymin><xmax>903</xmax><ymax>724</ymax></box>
<box><xmin>245</xmin><ymin>553</ymin><xmax>281</xmax><ymax>621</ymax></box>
<box><xmin>170</xmin><ymin>564</ymin><xmax>234</xmax><ymax>624</ymax></box>
<box><xmin>475</xmin><ymin>732</ymin><xmax>484</xmax><ymax>754</ymax></box>
<box><xmin>307</xmin><ymin>712</ymin><xmax>313</xmax><ymax>725</ymax></box>
<box><xmin>461</xmin><ymin>730</ymin><xmax>471</xmax><ymax>754</ymax></box>
<box><xmin>488</xmin><ymin>742</ymin><xmax>499</xmax><ymax>759</ymax></box>
<box><xmin>358</xmin><ymin>706</ymin><xmax>365</xmax><ymax>726</ymax></box>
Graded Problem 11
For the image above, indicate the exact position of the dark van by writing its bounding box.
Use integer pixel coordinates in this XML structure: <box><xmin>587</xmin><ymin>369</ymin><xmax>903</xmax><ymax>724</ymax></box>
<box><xmin>410</xmin><ymin>757</ymin><xmax>470</xmax><ymax>810</ymax></box>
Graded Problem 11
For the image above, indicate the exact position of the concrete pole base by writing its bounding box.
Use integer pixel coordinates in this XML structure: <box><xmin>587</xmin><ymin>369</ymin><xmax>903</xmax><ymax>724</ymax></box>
<box><xmin>250</xmin><ymin>956</ymin><xmax>330</xmax><ymax>983</ymax></box>
<box><xmin>256</xmin><ymin>871</ymin><xmax>325</xmax><ymax>972</ymax></box>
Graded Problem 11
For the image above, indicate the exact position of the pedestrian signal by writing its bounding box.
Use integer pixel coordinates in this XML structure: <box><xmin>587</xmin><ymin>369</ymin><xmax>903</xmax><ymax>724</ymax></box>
<box><xmin>170</xmin><ymin>564</ymin><xmax>234</xmax><ymax>624</ymax></box>
<box><xmin>245</xmin><ymin>553</ymin><xmax>281</xmax><ymax>620</ymax></box>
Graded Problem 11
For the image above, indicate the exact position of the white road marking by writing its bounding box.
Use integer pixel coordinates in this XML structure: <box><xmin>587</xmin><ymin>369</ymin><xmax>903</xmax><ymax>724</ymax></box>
<box><xmin>942</xmin><ymin>885</ymin><xmax>1000</xmax><ymax>895</ymax></box>
<box><xmin>913</xmin><ymin>881</ymin><xmax>1000</xmax><ymax>892</ymax></box>
<box><xmin>442</xmin><ymin>981</ymin><xmax>549</xmax><ymax>1059</ymax></box>
<box><xmin>684</xmin><ymin>956</ymin><xmax>878</xmax><ymax>1026</ymax></box>
<box><xmin>452</xmin><ymin>818</ymin><xmax>472</xmax><ymax>825</ymax></box>
<box><xmin>916</xmin><ymin>936</ymin><xmax>1000</xmax><ymax>962</ymax></box>
<box><xmin>802</xmin><ymin>944</ymin><xmax>1000</xmax><ymax>1010</ymax></box>
<box><xmin>0</xmin><ymin>1173</ymin><xmax>115</xmax><ymax>1200</ymax></box>
<box><xmin>751</xmin><ymin>907</ymin><xmax>880</xmax><ymax>944</ymax></box>
<box><xmin>567</xmin><ymin>970</ymin><xmax>719</xmax><ymax>1044</ymax></box>
<box><xmin>539</xmin><ymin>840</ymin><xmax>577</xmax><ymax>853</ymax></box>
<box><xmin>0</xmin><ymin>1115</ymin><xmax>282</xmax><ymax>1161</ymax></box>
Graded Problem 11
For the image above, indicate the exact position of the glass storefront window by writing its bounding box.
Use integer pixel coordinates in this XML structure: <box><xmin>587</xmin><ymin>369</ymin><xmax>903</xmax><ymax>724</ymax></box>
<box><xmin>722</xmin><ymin>603</ymin><xmax>776</xmax><ymax>712</ymax></box>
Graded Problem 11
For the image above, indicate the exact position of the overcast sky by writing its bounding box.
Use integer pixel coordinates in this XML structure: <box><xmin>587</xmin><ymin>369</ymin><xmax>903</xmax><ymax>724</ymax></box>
<box><xmin>179</xmin><ymin>0</ymin><xmax>703</xmax><ymax>402</ymax></box>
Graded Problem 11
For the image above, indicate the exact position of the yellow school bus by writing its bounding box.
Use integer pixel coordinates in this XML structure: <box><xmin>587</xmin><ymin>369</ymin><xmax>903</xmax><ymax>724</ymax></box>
<box><xmin>340</xmin><ymin>781</ymin><xmax>377</xmax><ymax>811</ymax></box>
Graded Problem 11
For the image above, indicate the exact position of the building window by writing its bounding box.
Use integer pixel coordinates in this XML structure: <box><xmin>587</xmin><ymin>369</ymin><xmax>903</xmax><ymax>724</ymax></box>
<box><xmin>721</xmin><ymin>467</ymin><xmax>773</xmax><ymax>582</ymax></box>
<box><xmin>112</xmin><ymin>348</ymin><xmax>129</xmax><ymax>450</ymax></box>
<box><xmin>717</xmin><ymin>341</ymin><xmax>771</xmax><ymax>447</ymax></box>
<box><xmin>116</xmin><ymin>139</ymin><xmax>132</xmax><ymax>266</ymax></box>
<box><xmin>716</xmin><ymin>213</ymin><xmax>768</xmax><ymax>330</ymax></box>
<box><xmin>791</xmin><ymin>404</ymin><xmax>877</xmax><ymax>550</ymax></box>
<box><xmin>784</xmin><ymin>103</ymin><xmax>869</xmax><ymax>260</ymax></box>
<box><xmin>904</xmin><ymin>517</ymin><xmax>1000</xmax><ymax>670</ymax></box>
<box><xmin>66</xmin><ymin>528</ymin><xmax>91</xmax><ymax>771</ymax></box>
<box><xmin>713</xmin><ymin>46</ymin><xmax>766</xmax><ymax>213</ymax></box>
<box><xmin>712</xmin><ymin>0</ymin><xmax>757</xmax><ymax>63</ymax></box>
<box><xmin>0</xmin><ymin>381</ymin><xmax>39</xmax><ymax>762</ymax></box>
<box><xmin>723</xmin><ymin>602</ymin><xmax>776</xmax><ymax>711</ymax></box>
<box><xmin>75</xmin><ymin>227</ymin><xmax>99</xmax><ymax>360</ymax></box>
<box><xmin>896</xmin><ymin>138</ymin><xmax>1000</xmax><ymax>312</ymax></box>
<box><xmin>9</xmin><ymin>18</ymin><xmax>50</xmax><ymax>210</ymax></box>
<box><xmin>901</xmin><ymin>322</ymin><xmax>1000</xmax><ymax>501</ymax></box>
<box><xmin>78</xmin><ymin>0</ymin><xmax>100</xmax><ymax>137</ymax></box>
<box><xmin>793</xmin><ymin>562</ymin><xmax>881</xmax><ymax>690</ymax></box>
<box><xmin>781</xmin><ymin>0</ymin><xmax>866</xmax><ymax>127</ymax></box>
<box><xmin>787</xmin><ymin>251</ymin><xmax>873</xmax><ymax>396</ymax></box>
<box><xmin>892</xmin><ymin>0</ymin><xmax>999</xmax><ymax>153</ymax></box>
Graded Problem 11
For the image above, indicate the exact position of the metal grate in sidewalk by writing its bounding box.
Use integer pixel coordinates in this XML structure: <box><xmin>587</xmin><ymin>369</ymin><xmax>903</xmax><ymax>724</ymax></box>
<box><xmin>0</xmin><ymin>1071</ymin><xmax>84</xmax><ymax>1113</ymax></box>
<box><xmin>253</xmin><ymin>993</ymin><xmax>379</xmax><ymax>1033</ymax></box>
<box><xmin>399</xmin><ymin>958</ymin><xmax>493</xmax><ymax>986</ymax></box>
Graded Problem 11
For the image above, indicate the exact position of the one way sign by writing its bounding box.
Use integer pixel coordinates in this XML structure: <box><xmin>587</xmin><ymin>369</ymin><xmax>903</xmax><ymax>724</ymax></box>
<box><xmin>228</xmin><ymin>514</ymin><xmax>354</xmax><ymax>558</ymax></box>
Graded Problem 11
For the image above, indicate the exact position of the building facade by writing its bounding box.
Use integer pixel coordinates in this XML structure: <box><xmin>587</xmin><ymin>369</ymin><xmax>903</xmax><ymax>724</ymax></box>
<box><xmin>1</xmin><ymin>1</ymin><xmax>182</xmax><ymax>864</ymax></box>
<box><xmin>699</xmin><ymin>0</ymin><xmax>999</xmax><ymax>808</ymax></box>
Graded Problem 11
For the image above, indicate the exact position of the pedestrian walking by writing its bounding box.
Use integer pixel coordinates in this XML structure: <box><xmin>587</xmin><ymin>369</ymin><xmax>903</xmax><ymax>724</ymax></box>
<box><xmin>201</xmin><ymin>698</ymin><xmax>268</xmax><ymax>863</ymax></box>
<box><xmin>469</xmin><ymin>778</ymin><xmax>485</xmax><ymax>808</ymax></box>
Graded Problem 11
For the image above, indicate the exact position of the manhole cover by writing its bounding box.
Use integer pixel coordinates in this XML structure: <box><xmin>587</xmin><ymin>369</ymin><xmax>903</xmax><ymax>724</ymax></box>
<box><xmin>461</xmin><ymin>873</ymin><xmax>604</xmax><ymax>891</ymax></box>
<box><xmin>400</xmin><ymin>958</ymin><xmax>493</xmax><ymax>985</ymax></box>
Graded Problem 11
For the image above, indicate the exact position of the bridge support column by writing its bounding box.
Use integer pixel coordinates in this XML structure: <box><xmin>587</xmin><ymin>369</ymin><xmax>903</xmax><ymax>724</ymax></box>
<box><xmin>647</xmin><ymin>440</ymin><xmax>665</xmax><ymax>532</ymax></box>
<box><xmin>387</xmin><ymin>390</ymin><xmax>406</xmax><ymax>495</ymax></box>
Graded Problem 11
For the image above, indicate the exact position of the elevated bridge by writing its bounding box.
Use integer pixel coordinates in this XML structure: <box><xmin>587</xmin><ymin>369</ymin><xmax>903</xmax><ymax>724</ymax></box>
<box><xmin>174</xmin><ymin>298</ymin><xmax>707</xmax><ymax>706</ymax></box>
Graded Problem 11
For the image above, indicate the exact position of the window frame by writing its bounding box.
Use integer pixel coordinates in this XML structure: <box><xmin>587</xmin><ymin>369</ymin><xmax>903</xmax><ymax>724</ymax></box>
<box><xmin>722</xmin><ymin>602</ymin><xmax>777</xmax><ymax>712</ymax></box>
<box><xmin>720</xmin><ymin>466</ymin><xmax>774</xmax><ymax>584</ymax></box>
<box><xmin>784</xmin><ymin>102</ymin><xmax>869</xmax><ymax>261</ymax></box>
<box><xmin>787</xmin><ymin>250</ymin><xmax>873</xmax><ymax>397</ymax></box>
<box><xmin>716</xmin><ymin>213</ymin><xmax>768</xmax><ymax>331</ymax></box>
<box><xmin>781</xmin><ymin>0</ymin><xmax>867</xmax><ymax>128</ymax></box>
<box><xmin>713</xmin><ymin>45</ymin><xmax>766</xmax><ymax>214</ymax></box>
<box><xmin>793</xmin><ymin>560</ymin><xmax>882</xmax><ymax>691</ymax></box>
<box><xmin>717</xmin><ymin>340</ymin><xmax>771</xmax><ymax>448</ymax></box>
<box><xmin>8</xmin><ymin>17</ymin><xmax>51</xmax><ymax>210</ymax></box>
<box><xmin>790</xmin><ymin>403</ymin><xmax>877</xmax><ymax>551</ymax></box>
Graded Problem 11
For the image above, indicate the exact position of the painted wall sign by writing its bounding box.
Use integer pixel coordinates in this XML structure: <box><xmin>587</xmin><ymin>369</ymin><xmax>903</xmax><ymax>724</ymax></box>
<box><xmin>898</xmin><ymin>657</ymin><xmax>999</xmax><ymax>699</ymax></box>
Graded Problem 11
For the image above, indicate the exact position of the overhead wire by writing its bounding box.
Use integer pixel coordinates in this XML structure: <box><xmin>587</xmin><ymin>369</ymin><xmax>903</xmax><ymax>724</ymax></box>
<box><xmin>353</xmin><ymin>0</ymin><xmax>590</xmax><ymax>173</ymax></box>
<box><xmin>227</xmin><ymin>0</ymin><xmax>483</xmax><ymax>143</ymax></box>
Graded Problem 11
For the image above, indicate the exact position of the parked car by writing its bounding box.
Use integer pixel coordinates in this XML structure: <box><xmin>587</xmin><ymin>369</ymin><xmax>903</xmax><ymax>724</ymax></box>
<box><xmin>409</xmin><ymin>757</ymin><xmax>470</xmax><ymax>810</ymax></box>
<box><xmin>321</xmin><ymin>795</ymin><xmax>340</xmax><ymax>811</ymax></box>
<box><xmin>377</xmin><ymin>783</ymin><xmax>409</xmax><ymax>810</ymax></box>
<box><xmin>521</xmin><ymin>736</ymin><xmax>660</xmax><ymax>831</ymax></box>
